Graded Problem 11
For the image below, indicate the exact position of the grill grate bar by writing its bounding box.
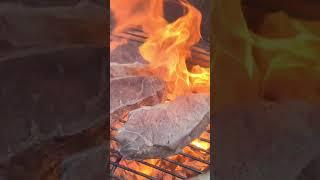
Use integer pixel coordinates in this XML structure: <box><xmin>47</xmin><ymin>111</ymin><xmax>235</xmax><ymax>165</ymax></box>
<box><xmin>199</xmin><ymin>137</ymin><xmax>210</xmax><ymax>143</ymax></box>
<box><xmin>124</xmin><ymin>31</ymin><xmax>209</xmax><ymax>57</ymax></box>
<box><xmin>178</xmin><ymin>152</ymin><xmax>210</xmax><ymax>165</ymax></box>
<box><xmin>111</xmin><ymin>31</ymin><xmax>209</xmax><ymax>57</ymax></box>
<box><xmin>136</xmin><ymin>160</ymin><xmax>186</xmax><ymax>179</ymax></box>
<box><xmin>111</xmin><ymin>32</ymin><xmax>210</xmax><ymax>67</ymax></box>
<box><xmin>126</xmin><ymin>28</ymin><xmax>210</xmax><ymax>55</ymax></box>
<box><xmin>110</xmin><ymin>136</ymin><xmax>210</xmax><ymax>178</ymax></box>
<box><xmin>162</xmin><ymin>158</ymin><xmax>203</xmax><ymax>174</ymax></box>
<box><xmin>187</xmin><ymin>144</ymin><xmax>210</xmax><ymax>154</ymax></box>
<box><xmin>110</xmin><ymin>161</ymin><xmax>156</xmax><ymax>180</ymax></box>
<box><xmin>110</xmin><ymin>128</ymin><xmax>210</xmax><ymax>177</ymax></box>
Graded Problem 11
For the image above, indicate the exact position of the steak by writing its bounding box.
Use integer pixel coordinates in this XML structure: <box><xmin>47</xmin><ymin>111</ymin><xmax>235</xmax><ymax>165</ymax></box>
<box><xmin>110</xmin><ymin>62</ymin><xmax>146</xmax><ymax>79</ymax></box>
<box><xmin>110</xmin><ymin>76</ymin><xmax>166</xmax><ymax>125</ymax></box>
<box><xmin>115</xmin><ymin>93</ymin><xmax>210</xmax><ymax>159</ymax></box>
<box><xmin>110</xmin><ymin>39</ymin><xmax>147</xmax><ymax>64</ymax></box>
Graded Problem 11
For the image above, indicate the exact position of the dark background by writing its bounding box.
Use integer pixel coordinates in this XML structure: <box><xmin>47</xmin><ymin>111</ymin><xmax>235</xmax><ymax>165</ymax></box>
<box><xmin>0</xmin><ymin>0</ymin><xmax>108</xmax><ymax>179</ymax></box>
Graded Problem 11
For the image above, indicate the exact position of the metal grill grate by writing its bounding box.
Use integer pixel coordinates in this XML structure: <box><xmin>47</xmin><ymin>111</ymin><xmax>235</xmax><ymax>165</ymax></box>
<box><xmin>111</xmin><ymin>28</ymin><xmax>210</xmax><ymax>68</ymax></box>
<box><xmin>110</xmin><ymin>29</ymin><xmax>210</xmax><ymax>179</ymax></box>
<box><xmin>110</xmin><ymin>125</ymin><xmax>210</xmax><ymax>179</ymax></box>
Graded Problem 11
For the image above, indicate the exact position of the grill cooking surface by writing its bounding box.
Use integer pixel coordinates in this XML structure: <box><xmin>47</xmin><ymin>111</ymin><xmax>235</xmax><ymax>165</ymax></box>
<box><xmin>110</xmin><ymin>124</ymin><xmax>210</xmax><ymax>179</ymax></box>
<box><xmin>110</xmin><ymin>30</ymin><xmax>210</xmax><ymax>180</ymax></box>
<box><xmin>111</xmin><ymin>28</ymin><xmax>210</xmax><ymax>68</ymax></box>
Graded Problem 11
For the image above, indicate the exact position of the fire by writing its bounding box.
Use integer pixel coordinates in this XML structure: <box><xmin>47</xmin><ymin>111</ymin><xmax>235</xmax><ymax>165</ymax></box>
<box><xmin>115</xmin><ymin>159</ymin><xmax>160</xmax><ymax>178</ymax></box>
<box><xmin>110</xmin><ymin>0</ymin><xmax>166</xmax><ymax>36</ymax></box>
<box><xmin>112</xmin><ymin>131</ymin><xmax>210</xmax><ymax>179</ymax></box>
<box><xmin>111</xmin><ymin>0</ymin><xmax>210</xmax><ymax>100</ymax></box>
<box><xmin>191</xmin><ymin>138</ymin><xmax>210</xmax><ymax>151</ymax></box>
<box><xmin>111</xmin><ymin>0</ymin><xmax>210</xmax><ymax>179</ymax></box>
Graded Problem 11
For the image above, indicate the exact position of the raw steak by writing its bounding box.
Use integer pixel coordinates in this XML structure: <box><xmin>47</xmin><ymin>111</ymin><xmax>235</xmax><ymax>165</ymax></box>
<box><xmin>110</xmin><ymin>62</ymin><xmax>146</xmax><ymax>79</ymax></box>
<box><xmin>110</xmin><ymin>39</ymin><xmax>147</xmax><ymax>64</ymax></box>
<box><xmin>110</xmin><ymin>76</ymin><xmax>166</xmax><ymax>125</ymax></box>
<box><xmin>115</xmin><ymin>93</ymin><xmax>210</xmax><ymax>159</ymax></box>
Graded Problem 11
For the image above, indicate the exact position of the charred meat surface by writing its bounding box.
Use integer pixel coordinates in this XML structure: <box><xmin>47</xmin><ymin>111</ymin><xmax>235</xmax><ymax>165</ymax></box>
<box><xmin>116</xmin><ymin>93</ymin><xmax>210</xmax><ymax>159</ymax></box>
<box><xmin>110</xmin><ymin>76</ymin><xmax>167</xmax><ymax>125</ymax></box>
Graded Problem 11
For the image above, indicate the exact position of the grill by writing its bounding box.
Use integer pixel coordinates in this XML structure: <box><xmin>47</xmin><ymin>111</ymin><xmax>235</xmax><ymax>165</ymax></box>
<box><xmin>109</xmin><ymin>29</ymin><xmax>211</xmax><ymax>180</ymax></box>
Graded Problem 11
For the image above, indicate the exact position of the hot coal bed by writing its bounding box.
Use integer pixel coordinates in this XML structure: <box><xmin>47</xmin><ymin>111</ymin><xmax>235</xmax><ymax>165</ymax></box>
<box><xmin>109</xmin><ymin>28</ymin><xmax>210</xmax><ymax>179</ymax></box>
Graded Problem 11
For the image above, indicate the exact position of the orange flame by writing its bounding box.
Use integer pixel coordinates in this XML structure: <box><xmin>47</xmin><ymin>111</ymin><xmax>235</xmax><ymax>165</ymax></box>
<box><xmin>191</xmin><ymin>138</ymin><xmax>210</xmax><ymax>151</ymax></box>
<box><xmin>111</xmin><ymin>0</ymin><xmax>166</xmax><ymax>35</ymax></box>
<box><xmin>111</xmin><ymin>0</ymin><xmax>210</xmax><ymax>100</ymax></box>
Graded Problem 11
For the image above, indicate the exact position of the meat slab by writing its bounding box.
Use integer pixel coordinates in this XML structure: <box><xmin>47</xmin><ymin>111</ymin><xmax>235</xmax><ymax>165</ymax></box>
<box><xmin>110</xmin><ymin>39</ymin><xmax>147</xmax><ymax>64</ymax></box>
<box><xmin>110</xmin><ymin>62</ymin><xmax>146</xmax><ymax>79</ymax></box>
<box><xmin>110</xmin><ymin>76</ymin><xmax>166</xmax><ymax>125</ymax></box>
<box><xmin>115</xmin><ymin>93</ymin><xmax>210</xmax><ymax>159</ymax></box>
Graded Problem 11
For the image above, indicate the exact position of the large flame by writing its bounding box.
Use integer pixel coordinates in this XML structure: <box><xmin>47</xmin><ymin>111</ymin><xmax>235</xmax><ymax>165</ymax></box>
<box><xmin>111</xmin><ymin>0</ymin><xmax>210</xmax><ymax>100</ymax></box>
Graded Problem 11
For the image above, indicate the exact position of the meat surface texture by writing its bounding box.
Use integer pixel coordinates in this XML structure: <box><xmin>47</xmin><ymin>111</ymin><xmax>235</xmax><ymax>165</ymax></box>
<box><xmin>110</xmin><ymin>62</ymin><xmax>146</xmax><ymax>79</ymax></box>
<box><xmin>110</xmin><ymin>39</ymin><xmax>147</xmax><ymax>64</ymax></box>
<box><xmin>110</xmin><ymin>76</ymin><xmax>166</xmax><ymax>125</ymax></box>
<box><xmin>115</xmin><ymin>93</ymin><xmax>210</xmax><ymax>159</ymax></box>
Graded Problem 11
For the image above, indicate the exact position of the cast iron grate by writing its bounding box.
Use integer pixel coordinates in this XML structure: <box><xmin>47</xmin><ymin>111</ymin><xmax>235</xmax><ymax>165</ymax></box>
<box><xmin>110</xmin><ymin>29</ymin><xmax>210</xmax><ymax>179</ymax></box>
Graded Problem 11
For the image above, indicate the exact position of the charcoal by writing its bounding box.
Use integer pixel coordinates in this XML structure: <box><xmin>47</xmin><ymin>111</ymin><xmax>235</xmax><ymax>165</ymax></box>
<box><xmin>110</xmin><ymin>62</ymin><xmax>146</xmax><ymax>79</ymax></box>
<box><xmin>110</xmin><ymin>76</ymin><xmax>166</xmax><ymax>125</ymax></box>
<box><xmin>115</xmin><ymin>93</ymin><xmax>210</xmax><ymax>159</ymax></box>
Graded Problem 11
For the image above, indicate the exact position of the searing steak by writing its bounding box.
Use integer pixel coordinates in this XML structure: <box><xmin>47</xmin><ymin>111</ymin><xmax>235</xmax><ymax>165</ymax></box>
<box><xmin>110</xmin><ymin>76</ymin><xmax>166</xmax><ymax>125</ymax></box>
<box><xmin>110</xmin><ymin>62</ymin><xmax>146</xmax><ymax>79</ymax></box>
<box><xmin>115</xmin><ymin>93</ymin><xmax>210</xmax><ymax>159</ymax></box>
<box><xmin>110</xmin><ymin>39</ymin><xmax>147</xmax><ymax>64</ymax></box>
